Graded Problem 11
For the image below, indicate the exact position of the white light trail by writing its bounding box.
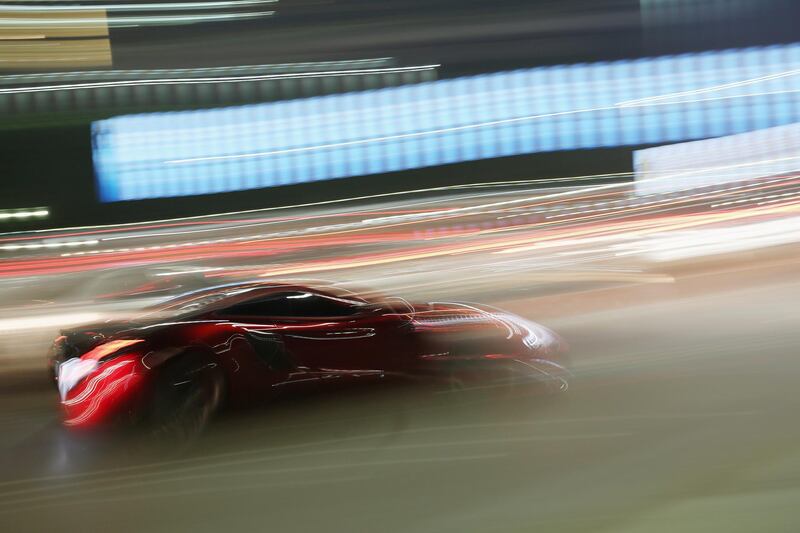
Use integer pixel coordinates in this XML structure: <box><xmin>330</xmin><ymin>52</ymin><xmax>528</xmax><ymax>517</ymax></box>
<box><xmin>615</xmin><ymin>215</ymin><xmax>800</xmax><ymax>262</ymax></box>
<box><xmin>0</xmin><ymin>312</ymin><xmax>102</xmax><ymax>332</ymax></box>
<box><xmin>0</xmin><ymin>208</ymin><xmax>49</xmax><ymax>221</ymax></box>
<box><xmin>0</xmin><ymin>239</ymin><xmax>98</xmax><ymax>252</ymax></box>
<box><xmin>0</xmin><ymin>174</ymin><xmax>623</xmax><ymax>240</ymax></box>
<box><xmin>0</xmin><ymin>57</ymin><xmax>394</xmax><ymax>84</ymax></box>
<box><xmin>0</xmin><ymin>64</ymin><xmax>438</xmax><ymax>95</ymax></box>
<box><xmin>0</xmin><ymin>10</ymin><xmax>275</xmax><ymax>27</ymax></box>
<box><xmin>165</xmin><ymin>104</ymin><xmax>621</xmax><ymax>165</ymax></box>
<box><xmin>0</xmin><ymin>0</ymin><xmax>276</xmax><ymax>12</ymax></box>
<box><xmin>616</xmin><ymin>68</ymin><xmax>800</xmax><ymax>108</ymax></box>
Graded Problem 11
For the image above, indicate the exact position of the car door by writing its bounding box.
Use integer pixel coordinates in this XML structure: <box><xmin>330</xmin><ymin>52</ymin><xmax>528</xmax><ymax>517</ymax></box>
<box><xmin>275</xmin><ymin>291</ymin><xmax>407</xmax><ymax>377</ymax></box>
<box><xmin>216</xmin><ymin>290</ymin><xmax>408</xmax><ymax>381</ymax></box>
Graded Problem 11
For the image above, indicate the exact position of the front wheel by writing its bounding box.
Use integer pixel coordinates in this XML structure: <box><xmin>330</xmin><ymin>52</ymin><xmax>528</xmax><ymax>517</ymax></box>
<box><xmin>145</xmin><ymin>357</ymin><xmax>225</xmax><ymax>445</ymax></box>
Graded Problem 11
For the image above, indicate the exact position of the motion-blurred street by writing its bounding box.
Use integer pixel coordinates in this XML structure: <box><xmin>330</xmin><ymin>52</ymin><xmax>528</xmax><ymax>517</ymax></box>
<box><xmin>1</xmin><ymin>178</ymin><xmax>799</xmax><ymax>532</ymax></box>
<box><xmin>4</xmin><ymin>1</ymin><xmax>800</xmax><ymax>530</ymax></box>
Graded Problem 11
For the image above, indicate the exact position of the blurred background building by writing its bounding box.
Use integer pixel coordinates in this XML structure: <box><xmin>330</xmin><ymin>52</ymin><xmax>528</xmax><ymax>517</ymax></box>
<box><xmin>3</xmin><ymin>0</ymin><xmax>800</xmax><ymax>229</ymax></box>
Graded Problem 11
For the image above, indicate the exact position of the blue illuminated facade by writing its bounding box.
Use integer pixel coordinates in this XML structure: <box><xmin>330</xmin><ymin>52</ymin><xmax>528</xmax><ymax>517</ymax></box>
<box><xmin>93</xmin><ymin>43</ymin><xmax>800</xmax><ymax>201</ymax></box>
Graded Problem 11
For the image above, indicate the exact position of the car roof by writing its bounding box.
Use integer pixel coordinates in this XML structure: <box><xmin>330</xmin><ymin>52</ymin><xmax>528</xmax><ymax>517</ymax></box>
<box><xmin>139</xmin><ymin>279</ymin><xmax>372</xmax><ymax>318</ymax></box>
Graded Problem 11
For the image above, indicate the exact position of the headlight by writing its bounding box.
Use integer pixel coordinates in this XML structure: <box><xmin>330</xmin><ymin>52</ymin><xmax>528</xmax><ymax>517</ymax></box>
<box><xmin>56</xmin><ymin>339</ymin><xmax>144</xmax><ymax>400</ymax></box>
<box><xmin>82</xmin><ymin>339</ymin><xmax>144</xmax><ymax>361</ymax></box>
<box><xmin>503</xmin><ymin>315</ymin><xmax>555</xmax><ymax>350</ymax></box>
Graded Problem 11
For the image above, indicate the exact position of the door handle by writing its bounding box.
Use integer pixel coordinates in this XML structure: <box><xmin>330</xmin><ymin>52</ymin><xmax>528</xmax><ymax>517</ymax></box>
<box><xmin>324</xmin><ymin>328</ymin><xmax>376</xmax><ymax>338</ymax></box>
<box><xmin>287</xmin><ymin>328</ymin><xmax>375</xmax><ymax>340</ymax></box>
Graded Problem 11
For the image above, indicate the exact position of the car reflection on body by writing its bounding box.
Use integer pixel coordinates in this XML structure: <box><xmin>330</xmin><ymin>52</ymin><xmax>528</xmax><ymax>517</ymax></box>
<box><xmin>49</xmin><ymin>281</ymin><xmax>569</xmax><ymax>438</ymax></box>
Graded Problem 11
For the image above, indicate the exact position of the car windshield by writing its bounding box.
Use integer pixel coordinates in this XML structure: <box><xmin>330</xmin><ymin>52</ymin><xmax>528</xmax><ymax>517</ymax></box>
<box><xmin>134</xmin><ymin>285</ymin><xmax>373</xmax><ymax>321</ymax></box>
<box><xmin>222</xmin><ymin>291</ymin><xmax>367</xmax><ymax>318</ymax></box>
<box><xmin>134</xmin><ymin>286</ymin><xmax>261</xmax><ymax>320</ymax></box>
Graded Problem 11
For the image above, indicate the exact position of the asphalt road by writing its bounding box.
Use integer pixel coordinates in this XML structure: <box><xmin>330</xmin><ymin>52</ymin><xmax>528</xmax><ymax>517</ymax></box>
<box><xmin>1</xmin><ymin>179</ymin><xmax>799</xmax><ymax>531</ymax></box>
<box><xmin>0</xmin><ymin>258</ymin><xmax>799</xmax><ymax>532</ymax></box>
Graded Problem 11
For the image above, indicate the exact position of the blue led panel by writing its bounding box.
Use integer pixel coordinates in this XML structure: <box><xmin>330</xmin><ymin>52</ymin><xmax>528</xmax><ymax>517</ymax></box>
<box><xmin>93</xmin><ymin>43</ymin><xmax>800</xmax><ymax>201</ymax></box>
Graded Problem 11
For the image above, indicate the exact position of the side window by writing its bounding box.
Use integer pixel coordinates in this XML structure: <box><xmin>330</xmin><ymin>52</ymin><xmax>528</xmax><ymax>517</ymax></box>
<box><xmin>223</xmin><ymin>291</ymin><xmax>362</xmax><ymax>318</ymax></box>
<box><xmin>223</xmin><ymin>292</ymin><xmax>299</xmax><ymax>317</ymax></box>
<box><xmin>287</xmin><ymin>292</ymin><xmax>361</xmax><ymax>317</ymax></box>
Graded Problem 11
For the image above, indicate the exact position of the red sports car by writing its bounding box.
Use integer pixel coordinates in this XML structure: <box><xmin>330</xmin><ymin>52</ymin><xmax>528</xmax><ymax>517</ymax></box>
<box><xmin>49</xmin><ymin>281</ymin><xmax>569</xmax><ymax>437</ymax></box>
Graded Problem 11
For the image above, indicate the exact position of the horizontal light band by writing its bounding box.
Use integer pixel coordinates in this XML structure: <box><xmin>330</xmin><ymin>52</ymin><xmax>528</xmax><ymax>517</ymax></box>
<box><xmin>0</xmin><ymin>10</ymin><xmax>274</xmax><ymax>27</ymax></box>
<box><xmin>0</xmin><ymin>207</ymin><xmax>49</xmax><ymax>221</ymax></box>
<box><xmin>0</xmin><ymin>57</ymin><xmax>393</xmax><ymax>86</ymax></box>
<box><xmin>635</xmin><ymin>122</ymin><xmax>800</xmax><ymax>195</ymax></box>
<box><xmin>93</xmin><ymin>43</ymin><xmax>800</xmax><ymax>202</ymax></box>
<box><xmin>0</xmin><ymin>64</ymin><xmax>437</xmax><ymax>94</ymax></box>
<box><xmin>0</xmin><ymin>1</ymin><xmax>276</xmax><ymax>12</ymax></box>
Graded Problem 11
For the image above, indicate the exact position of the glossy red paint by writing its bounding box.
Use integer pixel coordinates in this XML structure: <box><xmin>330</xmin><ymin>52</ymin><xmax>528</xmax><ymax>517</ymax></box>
<box><xmin>50</xmin><ymin>281</ymin><xmax>569</xmax><ymax>430</ymax></box>
<box><xmin>61</xmin><ymin>355</ymin><xmax>148</xmax><ymax>428</ymax></box>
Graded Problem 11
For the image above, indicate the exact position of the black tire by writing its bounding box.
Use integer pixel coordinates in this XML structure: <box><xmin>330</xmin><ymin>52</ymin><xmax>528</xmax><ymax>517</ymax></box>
<box><xmin>146</xmin><ymin>355</ymin><xmax>225</xmax><ymax>445</ymax></box>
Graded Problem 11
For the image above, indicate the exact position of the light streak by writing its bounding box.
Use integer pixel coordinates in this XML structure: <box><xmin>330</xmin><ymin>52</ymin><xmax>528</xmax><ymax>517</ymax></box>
<box><xmin>0</xmin><ymin>1</ymin><xmax>276</xmax><ymax>12</ymax></box>
<box><xmin>0</xmin><ymin>64</ymin><xmax>437</xmax><ymax>95</ymax></box>
<box><xmin>616</xmin><ymin>68</ymin><xmax>800</xmax><ymax>108</ymax></box>
<box><xmin>0</xmin><ymin>239</ymin><xmax>98</xmax><ymax>252</ymax></box>
<box><xmin>0</xmin><ymin>10</ymin><xmax>276</xmax><ymax>27</ymax></box>
<box><xmin>165</xmin><ymin>104</ymin><xmax>622</xmax><ymax>165</ymax></box>
<box><xmin>0</xmin><ymin>312</ymin><xmax>102</xmax><ymax>332</ymax></box>
<box><xmin>0</xmin><ymin>57</ymin><xmax>394</xmax><ymax>85</ymax></box>
<box><xmin>0</xmin><ymin>208</ymin><xmax>49</xmax><ymax>221</ymax></box>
